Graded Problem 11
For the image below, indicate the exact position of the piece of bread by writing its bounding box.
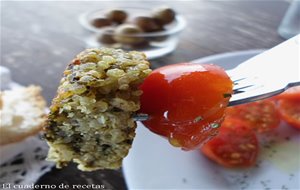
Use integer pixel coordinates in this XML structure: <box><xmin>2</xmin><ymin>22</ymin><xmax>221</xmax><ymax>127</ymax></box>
<box><xmin>44</xmin><ymin>48</ymin><xmax>151</xmax><ymax>171</ymax></box>
<box><xmin>0</xmin><ymin>86</ymin><xmax>47</xmax><ymax>145</ymax></box>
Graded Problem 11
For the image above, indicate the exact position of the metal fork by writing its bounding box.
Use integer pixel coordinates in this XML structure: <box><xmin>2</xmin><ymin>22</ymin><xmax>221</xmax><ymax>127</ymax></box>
<box><xmin>134</xmin><ymin>35</ymin><xmax>300</xmax><ymax>121</ymax></box>
<box><xmin>227</xmin><ymin>34</ymin><xmax>300</xmax><ymax>106</ymax></box>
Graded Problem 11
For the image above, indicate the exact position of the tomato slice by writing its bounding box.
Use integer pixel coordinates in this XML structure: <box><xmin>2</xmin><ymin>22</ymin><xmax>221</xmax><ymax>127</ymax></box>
<box><xmin>272</xmin><ymin>86</ymin><xmax>300</xmax><ymax>129</ymax></box>
<box><xmin>225</xmin><ymin>100</ymin><xmax>280</xmax><ymax>133</ymax></box>
<box><xmin>140</xmin><ymin>63</ymin><xmax>233</xmax><ymax>150</ymax></box>
<box><xmin>277</xmin><ymin>98</ymin><xmax>300</xmax><ymax>129</ymax></box>
<box><xmin>201</xmin><ymin>118</ymin><xmax>258</xmax><ymax>168</ymax></box>
<box><xmin>274</xmin><ymin>86</ymin><xmax>300</xmax><ymax>100</ymax></box>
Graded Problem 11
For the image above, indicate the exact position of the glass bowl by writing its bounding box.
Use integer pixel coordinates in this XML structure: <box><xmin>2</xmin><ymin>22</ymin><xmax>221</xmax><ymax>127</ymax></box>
<box><xmin>79</xmin><ymin>7</ymin><xmax>186</xmax><ymax>59</ymax></box>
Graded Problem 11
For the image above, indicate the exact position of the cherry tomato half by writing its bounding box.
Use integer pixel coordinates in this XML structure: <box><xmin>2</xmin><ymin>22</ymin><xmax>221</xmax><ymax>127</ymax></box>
<box><xmin>274</xmin><ymin>86</ymin><xmax>300</xmax><ymax>100</ymax></box>
<box><xmin>201</xmin><ymin>118</ymin><xmax>258</xmax><ymax>168</ymax></box>
<box><xmin>140</xmin><ymin>63</ymin><xmax>233</xmax><ymax>150</ymax></box>
<box><xmin>225</xmin><ymin>100</ymin><xmax>280</xmax><ymax>133</ymax></box>
<box><xmin>272</xmin><ymin>86</ymin><xmax>300</xmax><ymax>129</ymax></box>
<box><xmin>277</xmin><ymin>98</ymin><xmax>300</xmax><ymax>129</ymax></box>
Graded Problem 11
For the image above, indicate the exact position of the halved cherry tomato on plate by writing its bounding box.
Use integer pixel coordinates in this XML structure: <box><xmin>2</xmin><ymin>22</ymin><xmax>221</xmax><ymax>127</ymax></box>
<box><xmin>272</xmin><ymin>86</ymin><xmax>300</xmax><ymax>129</ymax></box>
<box><xmin>140</xmin><ymin>63</ymin><xmax>233</xmax><ymax>150</ymax></box>
<box><xmin>277</xmin><ymin>98</ymin><xmax>300</xmax><ymax>129</ymax></box>
<box><xmin>273</xmin><ymin>86</ymin><xmax>300</xmax><ymax>100</ymax></box>
<box><xmin>225</xmin><ymin>100</ymin><xmax>280</xmax><ymax>133</ymax></box>
<box><xmin>201</xmin><ymin>118</ymin><xmax>258</xmax><ymax>168</ymax></box>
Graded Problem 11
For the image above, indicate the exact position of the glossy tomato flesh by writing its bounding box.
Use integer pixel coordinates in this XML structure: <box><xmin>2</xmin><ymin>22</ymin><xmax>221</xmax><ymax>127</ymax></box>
<box><xmin>140</xmin><ymin>63</ymin><xmax>233</xmax><ymax>150</ymax></box>
<box><xmin>225</xmin><ymin>100</ymin><xmax>280</xmax><ymax>133</ymax></box>
<box><xmin>201</xmin><ymin>118</ymin><xmax>258</xmax><ymax>168</ymax></box>
<box><xmin>272</xmin><ymin>86</ymin><xmax>300</xmax><ymax>129</ymax></box>
<box><xmin>273</xmin><ymin>86</ymin><xmax>300</xmax><ymax>100</ymax></box>
<box><xmin>278</xmin><ymin>98</ymin><xmax>300</xmax><ymax>129</ymax></box>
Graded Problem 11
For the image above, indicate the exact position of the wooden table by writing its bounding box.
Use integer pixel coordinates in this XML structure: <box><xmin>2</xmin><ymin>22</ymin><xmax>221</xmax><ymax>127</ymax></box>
<box><xmin>1</xmin><ymin>1</ymin><xmax>289</xmax><ymax>189</ymax></box>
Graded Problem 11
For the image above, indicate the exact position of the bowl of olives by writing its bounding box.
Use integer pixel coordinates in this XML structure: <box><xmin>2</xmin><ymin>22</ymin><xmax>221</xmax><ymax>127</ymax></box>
<box><xmin>79</xmin><ymin>7</ymin><xmax>186</xmax><ymax>59</ymax></box>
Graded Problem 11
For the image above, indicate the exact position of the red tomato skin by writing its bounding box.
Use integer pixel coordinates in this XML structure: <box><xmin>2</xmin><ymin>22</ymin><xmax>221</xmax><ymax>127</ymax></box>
<box><xmin>201</xmin><ymin>118</ymin><xmax>258</xmax><ymax>168</ymax></box>
<box><xmin>140</xmin><ymin>63</ymin><xmax>233</xmax><ymax>150</ymax></box>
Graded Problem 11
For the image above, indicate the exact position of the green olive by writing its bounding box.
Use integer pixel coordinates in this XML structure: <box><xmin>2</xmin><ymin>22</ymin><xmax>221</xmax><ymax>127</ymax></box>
<box><xmin>152</xmin><ymin>7</ymin><xmax>176</xmax><ymax>25</ymax></box>
<box><xmin>133</xmin><ymin>16</ymin><xmax>163</xmax><ymax>32</ymax></box>
<box><xmin>106</xmin><ymin>9</ymin><xmax>128</xmax><ymax>24</ymax></box>
<box><xmin>113</xmin><ymin>24</ymin><xmax>145</xmax><ymax>45</ymax></box>
<box><xmin>90</xmin><ymin>17</ymin><xmax>112</xmax><ymax>28</ymax></box>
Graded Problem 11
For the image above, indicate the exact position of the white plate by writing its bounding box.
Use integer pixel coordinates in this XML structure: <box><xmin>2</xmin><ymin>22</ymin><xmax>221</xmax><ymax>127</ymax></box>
<box><xmin>123</xmin><ymin>50</ymin><xmax>300</xmax><ymax>190</ymax></box>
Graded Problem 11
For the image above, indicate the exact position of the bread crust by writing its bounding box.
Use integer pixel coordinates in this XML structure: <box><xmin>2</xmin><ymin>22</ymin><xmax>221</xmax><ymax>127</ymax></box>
<box><xmin>0</xmin><ymin>86</ymin><xmax>46</xmax><ymax>145</ymax></box>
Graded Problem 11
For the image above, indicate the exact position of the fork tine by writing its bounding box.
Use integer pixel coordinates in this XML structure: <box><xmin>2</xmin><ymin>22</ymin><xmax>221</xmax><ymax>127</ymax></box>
<box><xmin>233</xmin><ymin>77</ymin><xmax>246</xmax><ymax>85</ymax></box>
<box><xmin>233</xmin><ymin>85</ymin><xmax>254</xmax><ymax>94</ymax></box>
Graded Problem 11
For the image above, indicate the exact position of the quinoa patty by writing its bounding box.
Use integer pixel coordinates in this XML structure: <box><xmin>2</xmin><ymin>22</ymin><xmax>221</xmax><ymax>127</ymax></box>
<box><xmin>44</xmin><ymin>48</ymin><xmax>151</xmax><ymax>171</ymax></box>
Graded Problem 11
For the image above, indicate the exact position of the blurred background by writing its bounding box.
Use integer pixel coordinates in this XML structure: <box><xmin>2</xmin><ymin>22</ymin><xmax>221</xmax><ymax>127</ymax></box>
<box><xmin>2</xmin><ymin>1</ymin><xmax>290</xmax><ymax>103</ymax></box>
<box><xmin>1</xmin><ymin>0</ymin><xmax>296</xmax><ymax>189</ymax></box>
